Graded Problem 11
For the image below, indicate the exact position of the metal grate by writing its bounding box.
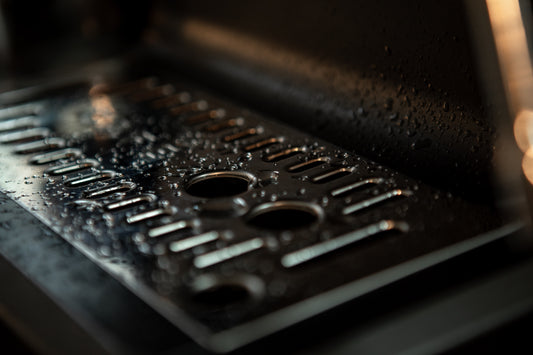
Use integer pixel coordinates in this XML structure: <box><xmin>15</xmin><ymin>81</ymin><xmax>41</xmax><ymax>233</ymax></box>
<box><xmin>0</xmin><ymin>75</ymin><xmax>509</xmax><ymax>352</ymax></box>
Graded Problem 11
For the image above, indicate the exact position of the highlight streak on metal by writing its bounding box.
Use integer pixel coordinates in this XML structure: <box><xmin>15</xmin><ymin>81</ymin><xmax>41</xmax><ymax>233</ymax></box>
<box><xmin>0</xmin><ymin>128</ymin><xmax>50</xmax><ymax>143</ymax></box>
<box><xmin>330</xmin><ymin>178</ymin><xmax>385</xmax><ymax>197</ymax></box>
<box><xmin>194</xmin><ymin>238</ymin><xmax>264</xmax><ymax>269</ymax></box>
<box><xmin>223</xmin><ymin>127</ymin><xmax>260</xmax><ymax>142</ymax></box>
<box><xmin>44</xmin><ymin>159</ymin><xmax>98</xmax><ymax>175</ymax></box>
<box><xmin>15</xmin><ymin>138</ymin><xmax>66</xmax><ymax>154</ymax></box>
<box><xmin>105</xmin><ymin>195</ymin><xmax>156</xmax><ymax>211</ymax></box>
<box><xmin>85</xmin><ymin>182</ymin><xmax>136</xmax><ymax>199</ymax></box>
<box><xmin>311</xmin><ymin>167</ymin><xmax>353</xmax><ymax>183</ymax></box>
<box><xmin>29</xmin><ymin>148</ymin><xmax>82</xmax><ymax>165</ymax></box>
<box><xmin>64</xmin><ymin>171</ymin><xmax>115</xmax><ymax>187</ymax></box>
<box><xmin>342</xmin><ymin>189</ymin><xmax>412</xmax><ymax>215</ymax></box>
<box><xmin>169</xmin><ymin>231</ymin><xmax>220</xmax><ymax>253</ymax></box>
<box><xmin>281</xmin><ymin>220</ymin><xmax>409</xmax><ymax>268</ymax></box>
<box><xmin>126</xmin><ymin>207</ymin><xmax>174</xmax><ymax>224</ymax></box>
<box><xmin>287</xmin><ymin>157</ymin><xmax>330</xmax><ymax>172</ymax></box>
<box><xmin>148</xmin><ymin>220</ymin><xmax>193</xmax><ymax>238</ymax></box>
<box><xmin>243</xmin><ymin>137</ymin><xmax>282</xmax><ymax>152</ymax></box>
<box><xmin>264</xmin><ymin>147</ymin><xmax>304</xmax><ymax>162</ymax></box>
<box><xmin>0</xmin><ymin>116</ymin><xmax>39</xmax><ymax>132</ymax></box>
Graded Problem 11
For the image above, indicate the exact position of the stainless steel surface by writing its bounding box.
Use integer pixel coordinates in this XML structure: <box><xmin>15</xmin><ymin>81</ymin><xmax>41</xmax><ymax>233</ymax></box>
<box><xmin>0</xmin><ymin>73</ymin><xmax>512</xmax><ymax>352</ymax></box>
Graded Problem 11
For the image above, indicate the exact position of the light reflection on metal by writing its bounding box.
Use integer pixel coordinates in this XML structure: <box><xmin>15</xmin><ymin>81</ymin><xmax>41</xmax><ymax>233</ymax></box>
<box><xmin>486</xmin><ymin>0</ymin><xmax>533</xmax><ymax>184</ymax></box>
<box><xmin>90</xmin><ymin>95</ymin><xmax>116</xmax><ymax>129</ymax></box>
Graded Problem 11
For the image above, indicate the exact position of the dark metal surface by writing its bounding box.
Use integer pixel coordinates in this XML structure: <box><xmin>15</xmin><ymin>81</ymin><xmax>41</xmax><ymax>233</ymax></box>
<box><xmin>150</xmin><ymin>0</ymin><xmax>494</xmax><ymax>196</ymax></box>
<box><xmin>0</xmin><ymin>69</ymin><xmax>516</xmax><ymax>352</ymax></box>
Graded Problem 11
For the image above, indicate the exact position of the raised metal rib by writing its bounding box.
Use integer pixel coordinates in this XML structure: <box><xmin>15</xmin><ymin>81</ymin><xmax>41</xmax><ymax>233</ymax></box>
<box><xmin>128</xmin><ymin>84</ymin><xmax>175</xmax><ymax>102</ymax></box>
<box><xmin>44</xmin><ymin>159</ymin><xmax>98</xmax><ymax>175</ymax></box>
<box><xmin>330</xmin><ymin>178</ymin><xmax>386</xmax><ymax>197</ymax></box>
<box><xmin>204</xmin><ymin>118</ymin><xmax>244</xmax><ymax>133</ymax></box>
<box><xmin>152</xmin><ymin>92</ymin><xmax>192</xmax><ymax>109</ymax></box>
<box><xmin>30</xmin><ymin>148</ymin><xmax>82</xmax><ymax>165</ymax></box>
<box><xmin>84</xmin><ymin>182</ymin><xmax>136</xmax><ymax>199</ymax></box>
<box><xmin>148</xmin><ymin>220</ymin><xmax>195</xmax><ymax>238</ymax></box>
<box><xmin>169</xmin><ymin>101</ymin><xmax>208</xmax><ymax>116</ymax></box>
<box><xmin>15</xmin><ymin>138</ymin><xmax>66</xmax><ymax>154</ymax></box>
<box><xmin>126</xmin><ymin>207</ymin><xmax>176</xmax><ymax>224</ymax></box>
<box><xmin>105</xmin><ymin>194</ymin><xmax>156</xmax><ymax>211</ymax></box>
<box><xmin>193</xmin><ymin>238</ymin><xmax>264</xmax><ymax>269</ymax></box>
<box><xmin>223</xmin><ymin>127</ymin><xmax>261</xmax><ymax>142</ymax></box>
<box><xmin>64</xmin><ymin>170</ymin><xmax>115</xmax><ymax>187</ymax></box>
<box><xmin>0</xmin><ymin>128</ymin><xmax>50</xmax><ymax>143</ymax></box>
<box><xmin>287</xmin><ymin>157</ymin><xmax>330</xmax><ymax>173</ymax></box>
<box><xmin>185</xmin><ymin>109</ymin><xmax>226</xmax><ymax>125</ymax></box>
<box><xmin>264</xmin><ymin>147</ymin><xmax>305</xmax><ymax>162</ymax></box>
<box><xmin>342</xmin><ymin>189</ymin><xmax>413</xmax><ymax>215</ymax></box>
<box><xmin>0</xmin><ymin>104</ymin><xmax>41</xmax><ymax>120</ymax></box>
<box><xmin>281</xmin><ymin>220</ymin><xmax>409</xmax><ymax>268</ymax></box>
<box><xmin>169</xmin><ymin>231</ymin><xmax>220</xmax><ymax>253</ymax></box>
<box><xmin>0</xmin><ymin>116</ymin><xmax>39</xmax><ymax>132</ymax></box>
<box><xmin>89</xmin><ymin>77</ymin><xmax>157</xmax><ymax>96</ymax></box>
<box><xmin>311</xmin><ymin>167</ymin><xmax>353</xmax><ymax>183</ymax></box>
<box><xmin>243</xmin><ymin>137</ymin><xmax>283</xmax><ymax>152</ymax></box>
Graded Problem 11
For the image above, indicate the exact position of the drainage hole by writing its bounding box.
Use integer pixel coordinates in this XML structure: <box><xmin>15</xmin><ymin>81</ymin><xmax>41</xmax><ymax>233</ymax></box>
<box><xmin>190</xmin><ymin>274</ymin><xmax>264</xmax><ymax>308</ymax></box>
<box><xmin>186</xmin><ymin>171</ymin><xmax>255</xmax><ymax>198</ymax></box>
<box><xmin>247</xmin><ymin>201</ymin><xmax>322</xmax><ymax>230</ymax></box>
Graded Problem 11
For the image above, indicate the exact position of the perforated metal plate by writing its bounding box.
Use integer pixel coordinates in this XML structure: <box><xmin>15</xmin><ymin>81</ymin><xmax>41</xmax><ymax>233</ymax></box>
<box><xmin>0</xmin><ymin>75</ymin><xmax>513</xmax><ymax>352</ymax></box>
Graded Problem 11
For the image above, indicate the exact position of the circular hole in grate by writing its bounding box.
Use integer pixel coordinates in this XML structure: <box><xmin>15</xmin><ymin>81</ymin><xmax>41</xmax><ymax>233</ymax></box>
<box><xmin>185</xmin><ymin>171</ymin><xmax>256</xmax><ymax>198</ymax></box>
<box><xmin>247</xmin><ymin>201</ymin><xmax>323</xmax><ymax>230</ymax></box>
<box><xmin>190</xmin><ymin>274</ymin><xmax>265</xmax><ymax>308</ymax></box>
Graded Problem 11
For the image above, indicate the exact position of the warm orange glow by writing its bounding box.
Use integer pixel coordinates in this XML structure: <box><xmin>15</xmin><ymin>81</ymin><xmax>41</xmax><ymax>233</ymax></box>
<box><xmin>522</xmin><ymin>148</ymin><xmax>533</xmax><ymax>185</ymax></box>
<box><xmin>90</xmin><ymin>95</ymin><xmax>116</xmax><ymax>129</ymax></box>
<box><xmin>486</xmin><ymin>0</ymin><xmax>533</xmax><ymax>112</ymax></box>
<box><xmin>180</xmin><ymin>18</ymin><xmax>332</xmax><ymax>85</ymax></box>
<box><xmin>487</xmin><ymin>0</ymin><xmax>533</xmax><ymax>178</ymax></box>
<box><xmin>513</xmin><ymin>109</ymin><xmax>533</xmax><ymax>152</ymax></box>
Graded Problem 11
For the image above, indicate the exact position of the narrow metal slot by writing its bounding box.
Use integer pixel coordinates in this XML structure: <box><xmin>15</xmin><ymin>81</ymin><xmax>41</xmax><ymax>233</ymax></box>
<box><xmin>185</xmin><ymin>109</ymin><xmax>226</xmax><ymax>125</ymax></box>
<box><xmin>330</xmin><ymin>178</ymin><xmax>386</xmax><ymax>197</ymax></box>
<box><xmin>243</xmin><ymin>137</ymin><xmax>283</xmax><ymax>152</ymax></box>
<box><xmin>128</xmin><ymin>84</ymin><xmax>175</xmax><ymax>102</ymax></box>
<box><xmin>281</xmin><ymin>220</ymin><xmax>409</xmax><ymax>268</ymax></box>
<box><xmin>64</xmin><ymin>170</ymin><xmax>115</xmax><ymax>187</ymax></box>
<box><xmin>0</xmin><ymin>128</ymin><xmax>50</xmax><ymax>144</ymax></box>
<box><xmin>152</xmin><ymin>92</ymin><xmax>192</xmax><ymax>109</ymax></box>
<box><xmin>193</xmin><ymin>238</ymin><xmax>264</xmax><ymax>269</ymax></box>
<box><xmin>287</xmin><ymin>157</ymin><xmax>330</xmax><ymax>173</ymax></box>
<box><xmin>45</xmin><ymin>159</ymin><xmax>98</xmax><ymax>175</ymax></box>
<box><xmin>84</xmin><ymin>182</ymin><xmax>136</xmax><ymax>199</ymax></box>
<box><xmin>0</xmin><ymin>116</ymin><xmax>39</xmax><ymax>132</ymax></box>
<box><xmin>126</xmin><ymin>207</ymin><xmax>176</xmax><ymax>224</ymax></box>
<box><xmin>264</xmin><ymin>147</ymin><xmax>305</xmax><ymax>162</ymax></box>
<box><xmin>30</xmin><ymin>148</ymin><xmax>82</xmax><ymax>165</ymax></box>
<box><xmin>204</xmin><ymin>118</ymin><xmax>244</xmax><ymax>133</ymax></box>
<box><xmin>223</xmin><ymin>127</ymin><xmax>261</xmax><ymax>142</ymax></box>
<box><xmin>89</xmin><ymin>77</ymin><xmax>158</xmax><ymax>96</ymax></box>
<box><xmin>311</xmin><ymin>167</ymin><xmax>353</xmax><ymax>183</ymax></box>
<box><xmin>169</xmin><ymin>231</ymin><xmax>220</xmax><ymax>253</ymax></box>
<box><xmin>148</xmin><ymin>220</ymin><xmax>195</xmax><ymax>238</ymax></box>
<box><xmin>105</xmin><ymin>194</ymin><xmax>156</xmax><ymax>211</ymax></box>
<box><xmin>342</xmin><ymin>189</ymin><xmax>413</xmax><ymax>215</ymax></box>
<box><xmin>15</xmin><ymin>138</ymin><xmax>66</xmax><ymax>154</ymax></box>
<box><xmin>0</xmin><ymin>104</ymin><xmax>41</xmax><ymax>121</ymax></box>
<box><xmin>169</xmin><ymin>101</ymin><xmax>208</xmax><ymax>116</ymax></box>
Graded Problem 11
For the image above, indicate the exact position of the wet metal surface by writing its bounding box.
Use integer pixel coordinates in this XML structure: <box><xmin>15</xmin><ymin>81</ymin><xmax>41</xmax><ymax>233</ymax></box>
<box><xmin>0</xmin><ymin>75</ymin><xmax>509</xmax><ymax>352</ymax></box>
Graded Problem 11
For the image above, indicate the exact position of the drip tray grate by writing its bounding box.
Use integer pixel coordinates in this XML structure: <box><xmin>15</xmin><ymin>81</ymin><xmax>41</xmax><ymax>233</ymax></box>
<box><xmin>0</xmin><ymin>75</ymin><xmax>509</xmax><ymax>352</ymax></box>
